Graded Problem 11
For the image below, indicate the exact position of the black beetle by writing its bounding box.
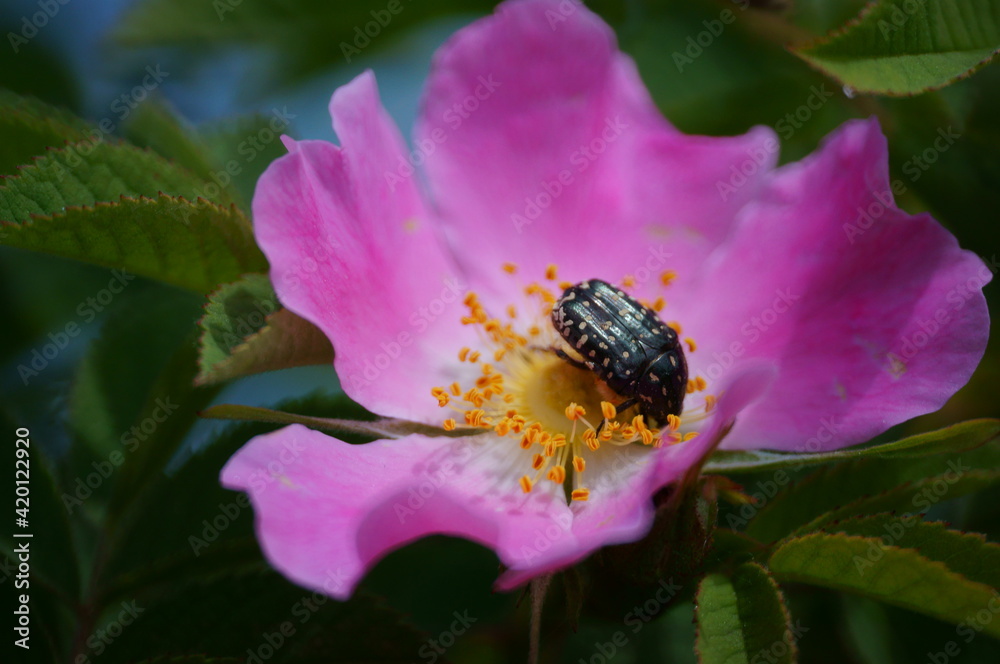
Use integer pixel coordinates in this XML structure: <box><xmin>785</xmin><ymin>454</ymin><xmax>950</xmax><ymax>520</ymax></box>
<box><xmin>550</xmin><ymin>279</ymin><xmax>688</xmax><ymax>427</ymax></box>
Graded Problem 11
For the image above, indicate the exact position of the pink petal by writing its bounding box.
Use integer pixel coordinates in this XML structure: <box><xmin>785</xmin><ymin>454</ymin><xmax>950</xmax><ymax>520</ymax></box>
<box><xmin>223</xmin><ymin>367</ymin><xmax>776</xmax><ymax>598</ymax></box>
<box><xmin>252</xmin><ymin>72</ymin><xmax>477</xmax><ymax>422</ymax></box>
<box><xmin>221</xmin><ymin>426</ymin><xmax>576</xmax><ymax>599</ymax></box>
<box><xmin>495</xmin><ymin>363</ymin><xmax>776</xmax><ymax>590</ymax></box>
<box><xmin>683</xmin><ymin>118</ymin><xmax>991</xmax><ymax>452</ymax></box>
<box><xmin>415</xmin><ymin>0</ymin><xmax>777</xmax><ymax>301</ymax></box>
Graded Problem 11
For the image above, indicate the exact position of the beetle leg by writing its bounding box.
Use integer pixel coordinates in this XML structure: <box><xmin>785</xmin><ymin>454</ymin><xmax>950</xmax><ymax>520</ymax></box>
<box><xmin>553</xmin><ymin>347</ymin><xmax>590</xmax><ymax>371</ymax></box>
<box><xmin>595</xmin><ymin>397</ymin><xmax>639</xmax><ymax>438</ymax></box>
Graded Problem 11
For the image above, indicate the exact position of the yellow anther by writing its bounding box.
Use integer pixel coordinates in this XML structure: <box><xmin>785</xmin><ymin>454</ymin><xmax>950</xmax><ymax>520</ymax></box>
<box><xmin>683</xmin><ymin>432</ymin><xmax>700</xmax><ymax>442</ymax></box>
<box><xmin>565</xmin><ymin>403</ymin><xmax>586</xmax><ymax>421</ymax></box>
<box><xmin>667</xmin><ymin>321</ymin><xmax>682</xmax><ymax>335</ymax></box>
<box><xmin>463</xmin><ymin>388</ymin><xmax>485</xmax><ymax>407</ymax></box>
<box><xmin>476</xmin><ymin>373</ymin><xmax>503</xmax><ymax>391</ymax></box>
<box><xmin>432</xmin><ymin>265</ymin><xmax>704</xmax><ymax>506</ymax></box>
<box><xmin>661</xmin><ymin>270</ymin><xmax>677</xmax><ymax>286</ymax></box>
<box><xmin>431</xmin><ymin>387</ymin><xmax>450</xmax><ymax>407</ymax></box>
<box><xmin>632</xmin><ymin>415</ymin><xmax>648</xmax><ymax>432</ymax></box>
<box><xmin>465</xmin><ymin>409</ymin><xmax>489</xmax><ymax>427</ymax></box>
<box><xmin>686</xmin><ymin>376</ymin><xmax>707</xmax><ymax>394</ymax></box>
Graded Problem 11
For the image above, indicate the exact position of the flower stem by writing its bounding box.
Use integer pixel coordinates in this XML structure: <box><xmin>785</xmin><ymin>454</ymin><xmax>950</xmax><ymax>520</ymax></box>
<box><xmin>528</xmin><ymin>573</ymin><xmax>553</xmax><ymax>664</ymax></box>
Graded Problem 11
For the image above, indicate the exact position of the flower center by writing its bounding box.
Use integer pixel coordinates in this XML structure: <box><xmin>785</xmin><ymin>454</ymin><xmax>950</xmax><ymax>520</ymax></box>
<box><xmin>430</xmin><ymin>263</ymin><xmax>715</xmax><ymax>503</ymax></box>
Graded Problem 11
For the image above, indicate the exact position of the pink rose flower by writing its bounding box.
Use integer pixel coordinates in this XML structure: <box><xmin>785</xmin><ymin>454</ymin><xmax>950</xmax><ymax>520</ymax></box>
<box><xmin>221</xmin><ymin>0</ymin><xmax>990</xmax><ymax>599</ymax></box>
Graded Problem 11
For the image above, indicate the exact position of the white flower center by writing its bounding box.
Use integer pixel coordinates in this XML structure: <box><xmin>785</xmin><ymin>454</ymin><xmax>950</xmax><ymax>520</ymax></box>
<box><xmin>430</xmin><ymin>263</ymin><xmax>715</xmax><ymax>502</ymax></box>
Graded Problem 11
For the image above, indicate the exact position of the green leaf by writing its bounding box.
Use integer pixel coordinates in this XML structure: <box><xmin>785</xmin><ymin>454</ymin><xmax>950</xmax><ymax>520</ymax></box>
<box><xmin>0</xmin><ymin>195</ymin><xmax>267</xmax><ymax>293</ymax></box>
<box><xmin>695</xmin><ymin>562</ymin><xmax>797</xmax><ymax>664</ymax></box>
<box><xmin>196</xmin><ymin>274</ymin><xmax>332</xmax><ymax>385</ymax></box>
<box><xmin>0</xmin><ymin>90</ymin><xmax>92</xmax><ymax>132</ymax></box>
<box><xmin>105</xmin><ymin>334</ymin><xmax>223</xmax><ymax>535</ymax></box>
<box><xmin>94</xmin><ymin>569</ymin><xmax>432</xmax><ymax>664</ymax></box>
<box><xmin>69</xmin><ymin>285</ymin><xmax>205</xmax><ymax>462</ymax></box>
<box><xmin>792</xmin><ymin>0</ymin><xmax>1000</xmax><ymax>95</ymax></box>
<box><xmin>0</xmin><ymin>422</ymin><xmax>80</xmax><ymax>601</ymax></box>
<box><xmin>196</xmin><ymin>112</ymin><xmax>293</xmax><ymax>210</ymax></box>
<box><xmin>745</xmin><ymin>440</ymin><xmax>1000</xmax><ymax>542</ymax></box>
<box><xmin>114</xmin><ymin>0</ymin><xmax>500</xmax><ymax>85</ymax></box>
<box><xmin>134</xmin><ymin>658</ymin><xmax>241</xmax><ymax>664</ymax></box>
<box><xmin>0</xmin><ymin>40</ymin><xmax>81</xmax><ymax>112</ymax></box>
<box><xmin>122</xmin><ymin>99</ymin><xmax>223</xmax><ymax>191</ymax></box>
<box><xmin>197</xmin><ymin>308</ymin><xmax>333</xmax><ymax>384</ymax></box>
<box><xmin>0</xmin><ymin>548</ymin><xmax>73</xmax><ymax>664</ymax></box>
<box><xmin>792</xmin><ymin>470</ymin><xmax>1000</xmax><ymax>537</ymax></box>
<box><xmin>0</xmin><ymin>139</ymin><xmax>209</xmax><ymax>223</ymax></box>
<box><xmin>769</xmin><ymin>532</ymin><xmax>1000</xmax><ymax>638</ymax></box>
<box><xmin>0</xmin><ymin>93</ymin><xmax>93</xmax><ymax>176</ymax></box>
<box><xmin>818</xmin><ymin>514</ymin><xmax>1000</xmax><ymax>588</ymax></box>
<box><xmin>124</xmin><ymin>101</ymin><xmax>287</xmax><ymax>210</ymax></box>
<box><xmin>704</xmin><ymin>419</ymin><xmax>1000</xmax><ymax>473</ymax></box>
